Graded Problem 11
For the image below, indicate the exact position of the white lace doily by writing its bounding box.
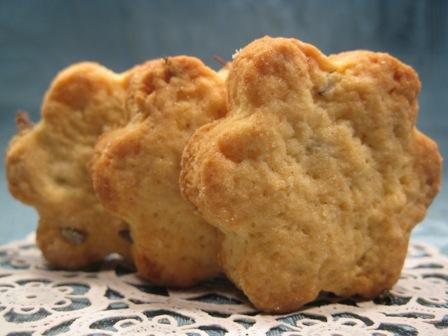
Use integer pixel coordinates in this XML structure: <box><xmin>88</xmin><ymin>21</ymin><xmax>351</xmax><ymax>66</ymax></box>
<box><xmin>0</xmin><ymin>234</ymin><xmax>447</xmax><ymax>335</ymax></box>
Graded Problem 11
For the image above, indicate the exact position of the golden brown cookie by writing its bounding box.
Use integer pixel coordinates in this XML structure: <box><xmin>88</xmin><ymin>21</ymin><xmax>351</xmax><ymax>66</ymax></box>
<box><xmin>6</xmin><ymin>63</ymin><xmax>134</xmax><ymax>269</ymax></box>
<box><xmin>90</xmin><ymin>56</ymin><xmax>227</xmax><ymax>287</ymax></box>
<box><xmin>180</xmin><ymin>37</ymin><xmax>442</xmax><ymax>312</ymax></box>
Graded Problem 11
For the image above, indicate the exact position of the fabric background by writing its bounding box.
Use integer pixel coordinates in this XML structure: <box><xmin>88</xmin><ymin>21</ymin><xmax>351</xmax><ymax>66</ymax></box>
<box><xmin>0</xmin><ymin>0</ymin><xmax>446</xmax><ymax>251</ymax></box>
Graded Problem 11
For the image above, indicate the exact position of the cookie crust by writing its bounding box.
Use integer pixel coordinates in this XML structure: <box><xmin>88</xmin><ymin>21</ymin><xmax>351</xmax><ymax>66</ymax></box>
<box><xmin>6</xmin><ymin>63</ymin><xmax>134</xmax><ymax>268</ymax></box>
<box><xmin>180</xmin><ymin>37</ymin><xmax>442</xmax><ymax>312</ymax></box>
<box><xmin>91</xmin><ymin>56</ymin><xmax>227</xmax><ymax>287</ymax></box>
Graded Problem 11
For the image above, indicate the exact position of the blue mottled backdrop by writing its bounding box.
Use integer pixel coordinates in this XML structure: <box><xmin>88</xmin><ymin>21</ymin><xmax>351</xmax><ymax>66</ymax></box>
<box><xmin>0</xmin><ymin>0</ymin><xmax>446</xmax><ymax>251</ymax></box>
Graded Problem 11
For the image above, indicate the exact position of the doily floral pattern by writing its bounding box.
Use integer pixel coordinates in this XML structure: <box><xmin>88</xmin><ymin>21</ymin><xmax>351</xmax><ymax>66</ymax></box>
<box><xmin>0</xmin><ymin>234</ymin><xmax>447</xmax><ymax>335</ymax></box>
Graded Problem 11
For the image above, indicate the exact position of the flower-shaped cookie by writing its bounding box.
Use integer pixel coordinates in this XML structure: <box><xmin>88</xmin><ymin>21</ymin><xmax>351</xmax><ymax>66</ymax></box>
<box><xmin>180</xmin><ymin>37</ymin><xmax>442</xmax><ymax>312</ymax></box>
<box><xmin>90</xmin><ymin>56</ymin><xmax>227</xmax><ymax>287</ymax></box>
<box><xmin>6</xmin><ymin>63</ymin><xmax>133</xmax><ymax>268</ymax></box>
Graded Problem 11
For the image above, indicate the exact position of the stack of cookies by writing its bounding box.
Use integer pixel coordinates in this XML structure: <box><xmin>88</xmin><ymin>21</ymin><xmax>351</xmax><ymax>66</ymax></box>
<box><xmin>6</xmin><ymin>36</ymin><xmax>442</xmax><ymax>313</ymax></box>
